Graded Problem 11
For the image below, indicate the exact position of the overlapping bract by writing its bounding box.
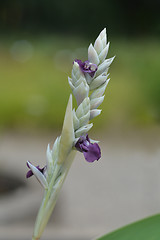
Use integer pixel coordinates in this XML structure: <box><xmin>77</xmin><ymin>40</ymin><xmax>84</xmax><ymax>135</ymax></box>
<box><xmin>27</xmin><ymin>28</ymin><xmax>114</xmax><ymax>187</ymax></box>
<box><xmin>68</xmin><ymin>62</ymin><xmax>89</xmax><ymax>106</ymax></box>
<box><xmin>69</xmin><ymin>28</ymin><xmax>114</xmax><ymax>132</ymax></box>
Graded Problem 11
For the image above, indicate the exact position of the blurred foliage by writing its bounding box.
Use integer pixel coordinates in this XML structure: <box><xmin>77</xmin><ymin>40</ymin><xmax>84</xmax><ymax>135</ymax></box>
<box><xmin>97</xmin><ymin>214</ymin><xmax>160</xmax><ymax>240</ymax></box>
<box><xmin>0</xmin><ymin>35</ymin><xmax>160</xmax><ymax>130</ymax></box>
<box><xmin>0</xmin><ymin>0</ymin><xmax>160</xmax><ymax>38</ymax></box>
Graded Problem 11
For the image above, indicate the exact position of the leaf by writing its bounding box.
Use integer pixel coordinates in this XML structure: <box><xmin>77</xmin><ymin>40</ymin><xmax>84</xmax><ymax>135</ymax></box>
<box><xmin>97</xmin><ymin>214</ymin><xmax>160</xmax><ymax>240</ymax></box>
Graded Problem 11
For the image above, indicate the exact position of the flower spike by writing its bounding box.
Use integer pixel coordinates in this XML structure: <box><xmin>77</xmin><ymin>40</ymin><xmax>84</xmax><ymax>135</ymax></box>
<box><xmin>27</xmin><ymin>28</ymin><xmax>114</xmax><ymax>240</ymax></box>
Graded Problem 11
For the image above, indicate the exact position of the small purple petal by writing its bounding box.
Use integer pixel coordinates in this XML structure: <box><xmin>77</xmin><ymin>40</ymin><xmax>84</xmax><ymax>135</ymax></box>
<box><xmin>26</xmin><ymin>162</ymin><xmax>46</xmax><ymax>179</ymax></box>
<box><xmin>86</xmin><ymin>134</ymin><xmax>90</xmax><ymax>143</ymax></box>
<box><xmin>74</xmin><ymin>59</ymin><xmax>97</xmax><ymax>77</ymax></box>
<box><xmin>83</xmin><ymin>143</ymin><xmax>101</xmax><ymax>162</ymax></box>
<box><xmin>75</xmin><ymin>134</ymin><xmax>101</xmax><ymax>162</ymax></box>
<box><xmin>26</xmin><ymin>169</ymin><xmax>33</xmax><ymax>178</ymax></box>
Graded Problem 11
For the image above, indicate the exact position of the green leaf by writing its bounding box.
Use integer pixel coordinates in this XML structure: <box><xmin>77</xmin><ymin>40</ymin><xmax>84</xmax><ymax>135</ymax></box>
<box><xmin>97</xmin><ymin>214</ymin><xmax>160</xmax><ymax>240</ymax></box>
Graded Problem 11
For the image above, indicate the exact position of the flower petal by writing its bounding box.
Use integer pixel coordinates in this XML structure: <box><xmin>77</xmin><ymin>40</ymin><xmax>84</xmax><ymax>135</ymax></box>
<box><xmin>26</xmin><ymin>161</ymin><xmax>48</xmax><ymax>189</ymax></box>
<box><xmin>83</xmin><ymin>143</ymin><xmax>101</xmax><ymax>162</ymax></box>
<box><xmin>75</xmin><ymin>134</ymin><xmax>101</xmax><ymax>162</ymax></box>
<box><xmin>74</xmin><ymin>59</ymin><xmax>97</xmax><ymax>77</ymax></box>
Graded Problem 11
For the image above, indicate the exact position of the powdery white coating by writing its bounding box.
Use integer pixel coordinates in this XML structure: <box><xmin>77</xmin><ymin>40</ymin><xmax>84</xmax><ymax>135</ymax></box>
<box><xmin>90</xmin><ymin>96</ymin><xmax>105</xmax><ymax>110</ymax></box>
<box><xmin>90</xmin><ymin>80</ymin><xmax>110</xmax><ymax>99</ymax></box>
<box><xmin>90</xmin><ymin>109</ymin><xmax>102</xmax><ymax>120</ymax></box>
<box><xmin>68</xmin><ymin>62</ymin><xmax>89</xmax><ymax>106</ymax></box>
<box><xmin>69</xmin><ymin>28</ymin><xmax>114</xmax><ymax>125</ymax></box>
<box><xmin>75</xmin><ymin>123</ymin><xmax>93</xmax><ymax>138</ymax></box>
<box><xmin>75</xmin><ymin>97</ymin><xmax>90</xmax><ymax>118</ymax></box>
<box><xmin>73</xmin><ymin>82</ymin><xmax>89</xmax><ymax>106</ymax></box>
<box><xmin>89</xmin><ymin>74</ymin><xmax>109</xmax><ymax>90</ymax></box>
<box><xmin>27</xmin><ymin>161</ymin><xmax>48</xmax><ymax>189</ymax></box>
<box><xmin>88</xmin><ymin>44</ymin><xmax>100</xmax><ymax>65</ymax></box>
<box><xmin>98</xmin><ymin>42</ymin><xmax>110</xmax><ymax>62</ymax></box>
<box><xmin>73</xmin><ymin>108</ymin><xmax>80</xmax><ymax>130</ymax></box>
<box><xmin>58</xmin><ymin>94</ymin><xmax>74</xmax><ymax>164</ymax></box>
<box><xmin>46</xmin><ymin>144</ymin><xmax>53</xmax><ymax>181</ymax></box>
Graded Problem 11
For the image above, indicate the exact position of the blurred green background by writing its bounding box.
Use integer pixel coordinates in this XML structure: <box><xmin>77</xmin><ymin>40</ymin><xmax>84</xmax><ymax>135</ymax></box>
<box><xmin>0</xmin><ymin>0</ymin><xmax>160</xmax><ymax>131</ymax></box>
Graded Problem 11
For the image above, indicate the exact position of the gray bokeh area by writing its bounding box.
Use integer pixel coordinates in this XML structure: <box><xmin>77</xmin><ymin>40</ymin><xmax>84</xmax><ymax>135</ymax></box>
<box><xmin>0</xmin><ymin>128</ymin><xmax>160</xmax><ymax>239</ymax></box>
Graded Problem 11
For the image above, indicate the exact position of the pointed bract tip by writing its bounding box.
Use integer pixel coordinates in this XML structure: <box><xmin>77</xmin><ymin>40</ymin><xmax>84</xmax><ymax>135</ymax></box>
<box><xmin>100</xmin><ymin>28</ymin><xmax>106</xmax><ymax>36</ymax></box>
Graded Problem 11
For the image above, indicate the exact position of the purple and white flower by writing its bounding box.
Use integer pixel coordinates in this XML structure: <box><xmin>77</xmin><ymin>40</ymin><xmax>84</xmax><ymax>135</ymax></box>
<box><xmin>26</xmin><ymin>161</ymin><xmax>48</xmax><ymax>189</ymax></box>
<box><xmin>26</xmin><ymin>161</ymin><xmax>46</xmax><ymax>178</ymax></box>
<box><xmin>75</xmin><ymin>134</ymin><xmax>101</xmax><ymax>162</ymax></box>
<box><xmin>75</xmin><ymin>59</ymin><xmax>97</xmax><ymax>77</ymax></box>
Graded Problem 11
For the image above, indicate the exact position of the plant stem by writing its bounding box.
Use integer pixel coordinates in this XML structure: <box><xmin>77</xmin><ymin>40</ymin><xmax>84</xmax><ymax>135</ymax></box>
<box><xmin>32</xmin><ymin>151</ymin><xmax>76</xmax><ymax>239</ymax></box>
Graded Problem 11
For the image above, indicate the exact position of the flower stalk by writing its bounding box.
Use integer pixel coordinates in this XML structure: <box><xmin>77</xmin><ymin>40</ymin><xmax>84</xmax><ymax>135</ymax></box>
<box><xmin>26</xmin><ymin>28</ymin><xmax>114</xmax><ymax>240</ymax></box>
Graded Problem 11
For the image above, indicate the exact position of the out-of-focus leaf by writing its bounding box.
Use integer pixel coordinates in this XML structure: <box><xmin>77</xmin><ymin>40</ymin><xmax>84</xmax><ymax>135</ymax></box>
<box><xmin>97</xmin><ymin>214</ymin><xmax>160</xmax><ymax>240</ymax></box>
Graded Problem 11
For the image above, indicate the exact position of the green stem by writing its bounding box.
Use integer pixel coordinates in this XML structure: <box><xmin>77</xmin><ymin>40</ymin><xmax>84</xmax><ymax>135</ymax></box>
<box><xmin>32</xmin><ymin>151</ymin><xmax>76</xmax><ymax>240</ymax></box>
<box><xmin>33</xmin><ymin>164</ymin><xmax>60</xmax><ymax>239</ymax></box>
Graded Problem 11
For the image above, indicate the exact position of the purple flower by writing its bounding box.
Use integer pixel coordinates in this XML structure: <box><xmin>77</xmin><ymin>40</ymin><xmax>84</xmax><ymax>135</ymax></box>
<box><xmin>26</xmin><ymin>161</ymin><xmax>46</xmax><ymax>178</ymax></box>
<box><xmin>75</xmin><ymin>134</ymin><xmax>101</xmax><ymax>162</ymax></box>
<box><xmin>75</xmin><ymin>59</ymin><xmax>97</xmax><ymax>77</ymax></box>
